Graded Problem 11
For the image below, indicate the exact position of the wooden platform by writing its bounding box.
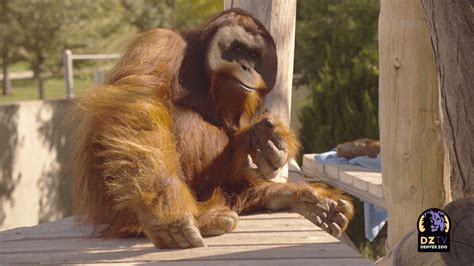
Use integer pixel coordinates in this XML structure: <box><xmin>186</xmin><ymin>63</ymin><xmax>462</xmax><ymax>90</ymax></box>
<box><xmin>0</xmin><ymin>212</ymin><xmax>373</xmax><ymax>265</ymax></box>
<box><xmin>302</xmin><ymin>154</ymin><xmax>385</xmax><ymax>208</ymax></box>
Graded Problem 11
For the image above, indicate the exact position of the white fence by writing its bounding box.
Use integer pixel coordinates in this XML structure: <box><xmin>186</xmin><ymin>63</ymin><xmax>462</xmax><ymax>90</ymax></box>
<box><xmin>63</xmin><ymin>49</ymin><xmax>120</xmax><ymax>99</ymax></box>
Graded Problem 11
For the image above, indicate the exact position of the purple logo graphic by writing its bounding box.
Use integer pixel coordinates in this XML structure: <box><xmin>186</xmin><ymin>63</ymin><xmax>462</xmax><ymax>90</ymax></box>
<box><xmin>418</xmin><ymin>208</ymin><xmax>450</xmax><ymax>252</ymax></box>
<box><xmin>425</xmin><ymin>210</ymin><xmax>446</xmax><ymax>233</ymax></box>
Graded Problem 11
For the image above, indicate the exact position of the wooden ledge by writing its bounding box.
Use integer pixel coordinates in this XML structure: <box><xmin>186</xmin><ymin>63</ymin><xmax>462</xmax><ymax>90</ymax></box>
<box><xmin>302</xmin><ymin>154</ymin><xmax>385</xmax><ymax>208</ymax></box>
<box><xmin>0</xmin><ymin>212</ymin><xmax>373</xmax><ymax>265</ymax></box>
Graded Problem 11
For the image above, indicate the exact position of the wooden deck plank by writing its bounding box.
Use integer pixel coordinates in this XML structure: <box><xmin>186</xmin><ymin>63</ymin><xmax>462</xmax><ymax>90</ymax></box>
<box><xmin>0</xmin><ymin>244</ymin><xmax>362</xmax><ymax>263</ymax></box>
<box><xmin>303</xmin><ymin>169</ymin><xmax>385</xmax><ymax>208</ymax></box>
<box><xmin>135</xmin><ymin>258</ymin><xmax>374</xmax><ymax>266</ymax></box>
<box><xmin>302</xmin><ymin>154</ymin><xmax>385</xmax><ymax>208</ymax></box>
<box><xmin>0</xmin><ymin>213</ymin><xmax>372</xmax><ymax>265</ymax></box>
<box><xmin>54</xmin><ymin>259</ymin><xmax>373</xmax><ymax>266</ymax></box>
<box><xmin>0</xmin><ymin>231</ymin><xmax>341</xmax><ymax>254</ymax></box>
<box><xmin>0</xmin><ymin>214</ymin><xmax>321</xmax><ymax>242</ymax></box>
<box><xmin>302</xmin><ymin>154</ymin><xmax>324</xmax><ymax>174</ymax></box>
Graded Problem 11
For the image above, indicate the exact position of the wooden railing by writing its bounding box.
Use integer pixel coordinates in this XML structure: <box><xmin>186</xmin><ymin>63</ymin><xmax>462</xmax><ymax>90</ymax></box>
<box><xmin>63</xmin><ymin>49</ymin><xmax>120</xmax><ymax>99</ymax></box>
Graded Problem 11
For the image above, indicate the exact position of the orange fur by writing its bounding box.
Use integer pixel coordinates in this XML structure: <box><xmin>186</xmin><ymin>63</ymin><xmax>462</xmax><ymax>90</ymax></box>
<box><xmin>209</xmin><ymin>63</ymin><xmax>263</xmax><ymax>129</ymax></box>
<box><xmin>73</xmin><ymin>12</ymin><xmax>353</xmax><ymax>249</ymax></box>
<box><xmin>73</xmin><ymin>29</ymin><xmax>198</xmax><ymax>238</ymax></box>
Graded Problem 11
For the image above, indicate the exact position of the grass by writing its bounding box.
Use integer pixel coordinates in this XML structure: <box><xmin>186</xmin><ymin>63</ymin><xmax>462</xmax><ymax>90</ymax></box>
<box><xmin>8</xmin><ymin>61</ymin><xmax>30</xmax><ymax>72</ymax></box>
<box><xmin>0</xmin><ymin>76</ymin><xmax>96</xmax><ymax>105</ymax></box>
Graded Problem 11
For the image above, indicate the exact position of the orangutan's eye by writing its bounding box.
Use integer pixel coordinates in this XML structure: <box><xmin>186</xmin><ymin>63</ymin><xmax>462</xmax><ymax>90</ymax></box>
<box><xmin>233</xmin><ymin>44</ymin><xmax>243</xmax><ymax>52</ymax></box>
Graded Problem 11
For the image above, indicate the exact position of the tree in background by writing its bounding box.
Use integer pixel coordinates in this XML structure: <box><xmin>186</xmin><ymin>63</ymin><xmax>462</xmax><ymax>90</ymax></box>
<box><xmin>295</xmin><ymin>0</ymin><xmax>379</xmax><ymax>153</ymax></box>
<box><xmin>0</xmin><ymin>1</ymin><xmax>22</xmax><ymax>96</ymax></box>
<box><xmin>15</xmin><ymin>0</ymin><xmax>132</xmax><ymax>99</ymax></box>
<box><xmin>0</xmin><ymin>0</ymin><xmax>222</xmax><ymax>100</ymax></box>
<box><xmin>15</xmin><ymin>0</ymin><xmax>67</xmax><ymax>99</ymax></box>
<box><xmin>60</xmin><ymin>1</ymin><xmax>136</xmax><ymax>55</ymax></box>
<box><xmin>122</xmin><ymin>0</ymin><xmax>223</xmax><ymax>32</ymax></box>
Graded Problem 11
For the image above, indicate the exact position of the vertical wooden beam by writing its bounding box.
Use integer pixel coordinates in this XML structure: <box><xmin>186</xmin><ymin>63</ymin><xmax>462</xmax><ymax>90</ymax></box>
<box><xmin>224</xmin><ymin>0</ymin><xmax>297</xmax><ymax>183</ymax></box>
<box><xmin>378</xmin><ymin>0</ymin><xmax>450</xmax><ymax>249</ymax></box>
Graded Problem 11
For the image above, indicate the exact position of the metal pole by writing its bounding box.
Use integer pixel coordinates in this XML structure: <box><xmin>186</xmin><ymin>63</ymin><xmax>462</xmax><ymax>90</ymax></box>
<box><xmin>64</xmin><ymin>49</ymin><xmax>74</xmax><ymax>99</ymax></box>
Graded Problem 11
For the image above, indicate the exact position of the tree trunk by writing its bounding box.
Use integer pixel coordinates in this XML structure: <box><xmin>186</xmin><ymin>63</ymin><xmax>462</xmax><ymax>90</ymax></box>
<box><xmin>224</xmin><ymin>0</ymin><xmax>296</xmax><ymax>183</ymax></box>
<box><xmin>378</xmin><ymin>0</ymin><xmax>450</xmax><ymax>250</ymax></box>
<box><xmin>421</xmin><ymin>0</ymin><xmax>474</xmax><ymax>199</ymax></box>
<box><xmin>34</xmin><ymin>66</ymin><xmax>45</xmax><ymax>100</ymax></box>
<box><xmin>38</xmin><ymin>79</ymin><xmax>45</xmax><ymax>100</ymax></box>
<box><xmin>2</xmin><ymin>44</ymin><xmax>12</xmax><ymax>96</ymax></box>
<box><xmin>38</xmin><ymin>77</ymin><xmax>45</xmax><ymax>100</ymax></box>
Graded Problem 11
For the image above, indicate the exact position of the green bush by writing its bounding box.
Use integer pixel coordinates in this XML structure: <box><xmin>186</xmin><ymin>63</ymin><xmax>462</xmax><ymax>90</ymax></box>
<box><xmin>295</xmin><ymin>0</ymin><xmax>379</xmax><ymax>153</ymax></box>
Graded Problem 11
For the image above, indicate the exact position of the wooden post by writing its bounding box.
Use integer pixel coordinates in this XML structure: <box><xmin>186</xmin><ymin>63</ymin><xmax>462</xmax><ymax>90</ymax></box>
<box><xmin>224</xmin><ymin>0</ymin><xmax>297</xmax><ymax>183</ymax></box>
<box><xmin>378</xmin><ymin>0</ymin><xmax>450</xmax><ymax>250</ymax></box>
<box><xmin>64</xmin><ymin>49</ymin><xmax>74</xmax><ymax>99</ymax></box>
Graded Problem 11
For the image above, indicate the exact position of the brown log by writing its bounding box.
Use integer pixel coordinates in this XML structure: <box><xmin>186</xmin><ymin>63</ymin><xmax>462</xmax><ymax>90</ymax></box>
<box><xmin>421</xmin><ymin>0</ymin><xmax>474</xmax><ymax>199</ymax></box>
<box><xmin>376</xmin><ymin>197</ymin><xmax>474</xmax><ymax>265</ymax></box>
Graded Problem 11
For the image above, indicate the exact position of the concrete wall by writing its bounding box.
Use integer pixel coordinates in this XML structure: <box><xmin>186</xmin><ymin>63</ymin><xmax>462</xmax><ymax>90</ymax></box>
<box><xmin>0</xmin><ymin>99</ymin><xmax>75</xmax><ymax>230</ymax></box>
